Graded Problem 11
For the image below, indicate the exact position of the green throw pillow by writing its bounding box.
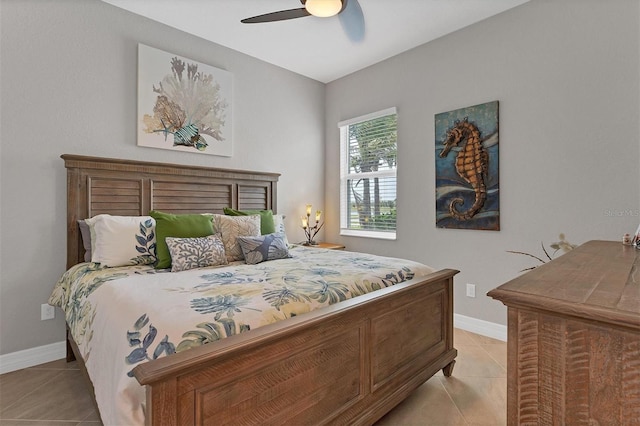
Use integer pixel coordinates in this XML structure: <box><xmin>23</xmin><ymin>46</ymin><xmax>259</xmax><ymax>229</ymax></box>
<box><xmin>150</xmin><ymin>210</ymin><xmax>214</xmax><ymax>269</ymax></box>
<box><xmin>223</xmin><ymin>208</ymin><xmax>275</xmax><ymax>235</ymax></box>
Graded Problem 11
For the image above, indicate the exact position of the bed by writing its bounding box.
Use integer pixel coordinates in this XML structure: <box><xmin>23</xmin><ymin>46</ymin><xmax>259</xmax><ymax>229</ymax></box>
<box><xmin>51</xmin><ymin>154</ymin><xmax>459</xmax><ymax>426</ymax></box>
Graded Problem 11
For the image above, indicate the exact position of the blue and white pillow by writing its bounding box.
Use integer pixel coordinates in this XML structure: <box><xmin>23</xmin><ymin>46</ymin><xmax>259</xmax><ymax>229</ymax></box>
<box><xmin>165</xmin><ymin>234</ymin><xmax>227</xmax><ymax>272</ymax></box>
<box><xmin>84</xmin><ymin>214</ymin><xmax>156</xmax><ymax>267</ymax></box>
<box><xmin>236</xmin><ymin>233</ymin><xmax>291</xmax><ymax>265</ymax></box>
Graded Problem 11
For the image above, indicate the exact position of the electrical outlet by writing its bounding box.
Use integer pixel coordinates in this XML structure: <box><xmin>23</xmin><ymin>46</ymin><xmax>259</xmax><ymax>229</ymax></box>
<box><xmin>466</xmin><ymin>283</ymin><xmax>476</xmax><ymax>298</ymax></box>
<box><xmin>41</xmin><ymin>303</ymin><xmax>55</xmax><ymax>320</ymax></box>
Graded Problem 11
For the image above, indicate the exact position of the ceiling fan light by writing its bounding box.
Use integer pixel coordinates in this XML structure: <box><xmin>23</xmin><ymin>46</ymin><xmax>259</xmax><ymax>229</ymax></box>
<box><xmin>305</xmin><ymin>0</ymin><xmax>342</xmax><ymax>18</ymax></box>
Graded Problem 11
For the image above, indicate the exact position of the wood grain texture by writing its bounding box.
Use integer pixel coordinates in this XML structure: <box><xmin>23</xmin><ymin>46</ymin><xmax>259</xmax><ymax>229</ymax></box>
<box><xmin>370</xmin><ymin>288</ymin><xmax>444</xmax><ymax>390</ymax></box>
<box><xmin>489</xmin><ymin>241</ymin><xmax>640</xmax><ymax>425</ymax></box>
<box><xmin>131</xmin><ymin>271</ymin><xmax>458</xmax><ymax>426</ymax></box>
<box><xmin>621</xmin><ymin>337</ymin><xmax>640</xmax><ymax>422</ymax></box>
<box><xmin>515</xmin><ymin>310</ymin><xmax>539</xmax><ymax>424</ymax></box>
<box><xmin>538</xmin><ymin>316</ymin><xmax>564</xmax><ymax>423</ymax></box>
<box><xmin>489</xmin><ymin>241</ymin><xmax>639</xmax><ymax>329</ymax></box>
<box><xmin>196</xmin><ymin>329</ymin><xmax>362</xmax><ymax>424</ymax></box>
<box><xmin>565</xmin><ymin>326</ymin><xmax>589</xmax><ymax>424</ymax></box>
<box><xmin>62</xmin><ymin>154</ymin><xmax>459</xmax><ymax>426</ymax></box>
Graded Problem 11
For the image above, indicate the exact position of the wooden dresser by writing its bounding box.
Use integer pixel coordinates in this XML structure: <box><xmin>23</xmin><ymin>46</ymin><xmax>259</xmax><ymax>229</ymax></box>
<box><xmin>488</xmin><ymin>240</ymin><xmax>639</xmax><ymax>425</ymax></box>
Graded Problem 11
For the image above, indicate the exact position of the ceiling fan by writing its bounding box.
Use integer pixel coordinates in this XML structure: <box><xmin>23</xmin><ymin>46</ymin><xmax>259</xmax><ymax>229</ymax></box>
<box><xmin>241</xmin><ymin>0</ymin><xmax>365</xmax><ymax>42</ymax></box>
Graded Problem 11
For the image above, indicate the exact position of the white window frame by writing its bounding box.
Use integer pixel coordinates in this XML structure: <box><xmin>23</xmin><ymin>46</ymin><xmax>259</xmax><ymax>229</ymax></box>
<box><xmin>338</xmin><ymin>107</ymin><xmax>397</xmax><ymax>240</ymax></box>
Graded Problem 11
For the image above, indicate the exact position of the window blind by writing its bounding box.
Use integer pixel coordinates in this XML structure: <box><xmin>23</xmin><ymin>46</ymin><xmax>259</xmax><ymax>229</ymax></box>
<box><xmin>339</xmin><ymin>107</ymin><xmax>397</xmax><ymax>239</ymax></box>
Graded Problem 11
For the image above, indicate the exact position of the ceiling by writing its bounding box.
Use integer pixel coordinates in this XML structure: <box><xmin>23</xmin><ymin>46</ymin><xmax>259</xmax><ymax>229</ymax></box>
<box><xmin>102</xmin><ymin>0</ymin><xmax>529</xmax><ymax>83</ymax></box>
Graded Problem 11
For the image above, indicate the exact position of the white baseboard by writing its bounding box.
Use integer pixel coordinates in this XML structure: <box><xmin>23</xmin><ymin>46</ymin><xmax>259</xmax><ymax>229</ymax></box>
<box><xmin>0</xmin><ymin>314</ymin><xmax>505</xmax><ymax>375</ymax></box>
<box><xmin>0</xmin><ymin>341</ymin><xmax>66</xmax><ymax>374</ymax></box>
<box><xmin>454</xmin><ymin>314</ymin><xmax>507</xmax><ymax>342</ymax></box>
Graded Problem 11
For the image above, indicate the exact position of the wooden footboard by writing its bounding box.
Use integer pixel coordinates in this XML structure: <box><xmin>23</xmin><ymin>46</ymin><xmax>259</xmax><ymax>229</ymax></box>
<box><xmin>133</xmin><ymin>268</ymin><xmax>458</xmax><ymax>425</ymax></box>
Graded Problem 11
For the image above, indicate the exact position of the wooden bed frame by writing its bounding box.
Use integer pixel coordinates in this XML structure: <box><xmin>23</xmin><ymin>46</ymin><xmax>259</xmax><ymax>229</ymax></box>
<box><xmin>62</xmin><ymin>154</ymin><xmax>459</xmax><ymax>425</ymax></box>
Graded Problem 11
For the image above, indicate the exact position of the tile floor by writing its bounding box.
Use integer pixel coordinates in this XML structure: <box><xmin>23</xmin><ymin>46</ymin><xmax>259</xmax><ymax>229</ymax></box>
<box><xmin>0</xmin><ymin>329</ymin><xmax>506</xmax><ymax>425</ymax></box>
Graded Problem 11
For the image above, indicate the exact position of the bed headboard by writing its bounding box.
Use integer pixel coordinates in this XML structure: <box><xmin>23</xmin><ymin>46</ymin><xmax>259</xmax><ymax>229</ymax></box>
<box><xmin>62</xmin><ymin>154</ymin><xmax>279</xmax><ymax>269</ymax></box>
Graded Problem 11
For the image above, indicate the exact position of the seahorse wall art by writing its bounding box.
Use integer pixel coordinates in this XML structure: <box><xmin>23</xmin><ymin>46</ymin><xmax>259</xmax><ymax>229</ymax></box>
<box><xmin>435</xmin><ymin>101</ymin><xmax>499</xmax><ymax>230</ymax></box>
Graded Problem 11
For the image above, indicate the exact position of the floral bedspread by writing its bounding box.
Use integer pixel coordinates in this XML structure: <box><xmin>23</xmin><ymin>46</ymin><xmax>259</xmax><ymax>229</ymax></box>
<box><xmin>48</xmin><ymin>245</ymin><xmax>435</xmax><ymax>425</ymax></box>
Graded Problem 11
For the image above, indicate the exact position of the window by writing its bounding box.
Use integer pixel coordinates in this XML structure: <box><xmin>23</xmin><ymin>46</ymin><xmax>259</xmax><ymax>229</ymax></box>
<box><xmin>339</xmin><ymin>107</ymin><xmax>397</xmax><ymax>239</ymax></box>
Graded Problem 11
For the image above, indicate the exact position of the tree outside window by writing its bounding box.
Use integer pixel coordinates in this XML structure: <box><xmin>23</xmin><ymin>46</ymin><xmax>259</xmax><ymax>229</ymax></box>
<box><xmin>339</xmin><ymin>108</ymin><xmax>397</xmax><ymax>239</ymax></box>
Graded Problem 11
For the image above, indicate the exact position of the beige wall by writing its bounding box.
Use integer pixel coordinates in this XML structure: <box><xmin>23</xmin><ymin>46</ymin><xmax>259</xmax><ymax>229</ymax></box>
<box><xmin>0</xmin><ymin>0</ymin><xmax>325</xmax><ymax>356</ymax></box>
<box><xmin>324</xmin><ymin>0</ymin><xmax>640</xmax><ymax>325</ymax></box>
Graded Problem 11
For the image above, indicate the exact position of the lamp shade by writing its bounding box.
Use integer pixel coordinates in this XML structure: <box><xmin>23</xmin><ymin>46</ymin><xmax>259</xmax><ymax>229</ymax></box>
<box><xmin>305</xmin><ymin>0</ymin><xmax>342</xmax><ymax>17</ymax></box>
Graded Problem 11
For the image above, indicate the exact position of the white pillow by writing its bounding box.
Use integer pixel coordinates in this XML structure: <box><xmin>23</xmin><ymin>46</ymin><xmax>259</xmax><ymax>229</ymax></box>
<box><xmin>85</xmin><ymin>214</ymin><xmax>156</xmax><ymax>267</ymax></box>
<box><xmin>211</xmin><ymin>214</ymin><xmax>261</xmax><ymax>262</ymax></box>
<box><xmin>166</xmin><ymin>234</ymin><xmax>227</xmax><ymax>272</ymax></box>
<box><xmin>272</xmin><ymin>214</ymin><xmax>290</xmax><ymax>247</ymax></box>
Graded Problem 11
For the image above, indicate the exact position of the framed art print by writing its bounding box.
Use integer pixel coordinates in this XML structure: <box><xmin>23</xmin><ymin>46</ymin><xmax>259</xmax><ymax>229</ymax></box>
<box><xmin>137</xmin><ymin>44</ymin><xmax>233</xmax><ymax>157</ymax></box>
<box><xmin>435</xmin><ymin>101</ymin><xmax>499</xmax><ymax>230</ymax></box>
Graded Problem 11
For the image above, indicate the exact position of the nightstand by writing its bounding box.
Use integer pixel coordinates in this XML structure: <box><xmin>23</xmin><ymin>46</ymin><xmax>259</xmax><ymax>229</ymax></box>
<box><xmin>307</xmin><ymin>242</ymin><xmax>345</xmax><ymax>250</ymax></box>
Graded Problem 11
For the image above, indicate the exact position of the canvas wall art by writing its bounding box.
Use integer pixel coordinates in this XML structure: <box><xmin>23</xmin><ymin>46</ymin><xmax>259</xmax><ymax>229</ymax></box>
<box><xmin>137</xmin><ymin>44</ymin><xmax>233</xmax><ymax>157</ymax></box>
<box><xmin>435</xmin><ymin>101</ymin><xmax>499</xmax><ymax>230</ymax></box>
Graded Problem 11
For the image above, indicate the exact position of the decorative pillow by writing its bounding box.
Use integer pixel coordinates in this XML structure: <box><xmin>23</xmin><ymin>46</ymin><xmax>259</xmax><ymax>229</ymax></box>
<box><xmin>77</xmin><ymin>219</ymin><xmax>92</xmax><ymax>262</ymax></box>
<box><xmin>272</xmin><ymin>214</ymin><xmax>290</xmax><ymax>247</ymax></box>
<box><xmin>84</xmin><ymin>215</ymin><xmax>156</xmax><ymax>267</ymax></box>
<box><xmin>223</xmin><ymin>208</ymin><xmax>275</xmax><ymax>235</ymax></box>
<box><xmin>166</xmin><ymin>234</ymin><xmax>227</xmax><ymax>272</ymax></box>
<box><xmin>236</xmin><ymin>233</ymin><xmax>291</xmax><ymax>265</ymax></box>
<box><xmin>211</xmin><ymin>214</ymin><xmax>261</xmax><ymax>262</ymax></box>
<box><xmin>150</xmin><ymin>211</ymin><xmax>214</xmax><ymax>269</ymax></box>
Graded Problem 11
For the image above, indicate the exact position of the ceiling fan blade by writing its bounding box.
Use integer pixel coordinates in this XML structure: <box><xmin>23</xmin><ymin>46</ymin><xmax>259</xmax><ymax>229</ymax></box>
<box><xmin>241</xmin><ymin>8</ymin><xmax>311</xmax><ymax>24</ymax></box>
<box><xmin>339</xmin><ymin>0</ymin><xmax>365</xmax><ymax>42</ymax></box>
